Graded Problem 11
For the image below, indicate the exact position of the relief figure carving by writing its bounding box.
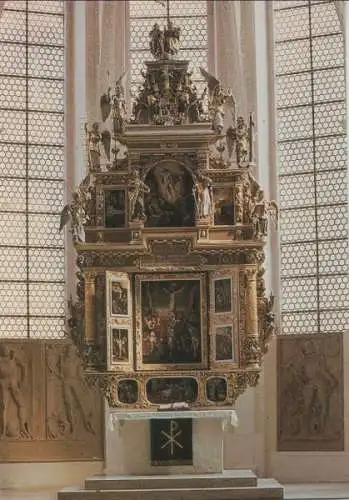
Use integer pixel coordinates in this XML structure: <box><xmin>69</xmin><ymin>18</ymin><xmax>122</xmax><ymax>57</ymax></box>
<box><xmin>0</xmin><ymin>345</ymin><xmax>31</xmax><ymax>439</ymax></box>
<box><xmin>279</xmin><ymin>335</ymin><xmax>343</xmax><ymax>450</ymax></box>
<box><xmin>47</xmin><ymin>344</ymin><xmax>95</xmax><ymax>438</ymax></box>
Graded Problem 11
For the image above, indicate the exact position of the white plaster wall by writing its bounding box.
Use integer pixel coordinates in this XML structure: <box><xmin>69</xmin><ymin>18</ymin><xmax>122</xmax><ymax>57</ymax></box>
<box><xmin>224</xmin><ymin>0</ymin><xmax>273</xmax><ymax>479</ymax></box>
<box><xmin>223</xmin><ymin>386</ymin><xmax>265</xmax><ymax>476</ymax></box>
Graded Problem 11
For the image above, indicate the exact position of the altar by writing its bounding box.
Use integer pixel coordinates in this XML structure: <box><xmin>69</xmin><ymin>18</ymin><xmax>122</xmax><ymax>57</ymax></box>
<box><xmin>59</xmin><ymin>10</ymin><xmax>280</xmax><ymax>500</ymax></box>
<box><xmin>105</xmin><ymin>409</ymin><xmax>238</xmax><ymax>475</ymax></box>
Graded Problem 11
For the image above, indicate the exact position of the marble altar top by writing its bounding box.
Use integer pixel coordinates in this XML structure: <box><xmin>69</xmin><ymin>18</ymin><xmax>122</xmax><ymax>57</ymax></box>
<box><xmin>108</xmin><ymin>409</ymin><xmax>238</xmax><ymax>431</ymax></box>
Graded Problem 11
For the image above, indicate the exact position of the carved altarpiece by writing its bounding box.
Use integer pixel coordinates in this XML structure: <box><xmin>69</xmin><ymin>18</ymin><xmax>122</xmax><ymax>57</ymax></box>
<box><xmin>64</xmin><ymin>19</ymin><xmax>277</xmax><ymax>414</ymax></box>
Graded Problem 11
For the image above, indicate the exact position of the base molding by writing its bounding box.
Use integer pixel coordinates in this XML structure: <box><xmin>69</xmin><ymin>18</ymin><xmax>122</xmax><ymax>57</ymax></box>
<box><xmin>58</xmin><ymin>470</ymin><xmax>284</xmax><ymax>500</ymax></box>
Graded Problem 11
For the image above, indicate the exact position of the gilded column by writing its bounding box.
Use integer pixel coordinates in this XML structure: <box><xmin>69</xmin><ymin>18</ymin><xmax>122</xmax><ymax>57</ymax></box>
<box><xmin>243</xmin><ymin>267</ymin><xmax>260</xmax><ymax>368</ymax></box>
<box><xmin>84</xmin><ymin>271</ymin><xmax>96</xmax><ymax>343</ymax></box>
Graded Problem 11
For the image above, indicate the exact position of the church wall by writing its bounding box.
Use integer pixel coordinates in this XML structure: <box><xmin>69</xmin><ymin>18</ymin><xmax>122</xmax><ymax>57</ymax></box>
<box><xmin>0</xmin><ymin>462</ymin><xmax>103</xmax><ymax>490</ymax></box>
<box><xmin>223</xmin><ymin>0</ymin><xmax>272</xmax><ymax>478</ymax></box>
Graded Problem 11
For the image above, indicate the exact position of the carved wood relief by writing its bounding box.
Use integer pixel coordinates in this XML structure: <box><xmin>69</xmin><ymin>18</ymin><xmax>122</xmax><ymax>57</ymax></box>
<box><xmin>277</xmin><ymin>333</ymin><xmax>344</xmax><ymax>451</ymax></box>
<box><xmin>0</xmin><ymin>340</ymin><xmax>103</xmax><ymax>462</ymax></box>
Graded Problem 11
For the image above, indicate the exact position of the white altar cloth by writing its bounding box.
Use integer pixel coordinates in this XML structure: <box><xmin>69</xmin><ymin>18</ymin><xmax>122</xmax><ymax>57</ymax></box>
<box><xmin>108</xmin><ymin>409</ymin><xmax>238</xmax><ymax>432</ymax></box>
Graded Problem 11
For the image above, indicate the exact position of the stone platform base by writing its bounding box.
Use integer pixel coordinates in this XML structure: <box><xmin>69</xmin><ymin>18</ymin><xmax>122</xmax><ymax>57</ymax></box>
<box><xmin>58</xmin><ymin>469</ymin><xmax>284</xmax><ymax>500</ymax></box>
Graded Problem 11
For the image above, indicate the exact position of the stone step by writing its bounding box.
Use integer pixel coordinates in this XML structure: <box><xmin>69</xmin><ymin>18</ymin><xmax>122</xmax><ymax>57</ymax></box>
<box><xmin>58</xmin><ymin>478</ymin><xmax>284</xmax><ymax>500</ymax></box>
<box><xmin>84</xmin><ymin>469</ymin><xmax>258</xmax><ymax>490</ymax></box>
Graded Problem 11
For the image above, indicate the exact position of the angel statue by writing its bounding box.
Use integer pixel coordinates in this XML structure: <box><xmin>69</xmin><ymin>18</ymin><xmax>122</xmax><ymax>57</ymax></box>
<box><xmin>128</xmin><ymin>170</ymin><xmax>150</xmax><ymax>221</ymax></box>
<box><xmin>251</xmin><ymin>189</ymin><xmax>278</xmax><ymax>239</ymax></box>
<box><xmin>99</xmin><ymin>70</ymin><xmax>128</xmax><ymax>131</ymax></box>
<box><xmin>59</xmin><ymin>175</ymin><xmax>93</xmax><ymax>243</ymax></box>
<box><xmin>199</xmin><ymin>68</ymin><xmax>236</xmax><ymax>135</ymax></box>
<box><xmin>85</xmin><ymin>122</ymin><xmax>101</xmax><ymax>172</ymax></box>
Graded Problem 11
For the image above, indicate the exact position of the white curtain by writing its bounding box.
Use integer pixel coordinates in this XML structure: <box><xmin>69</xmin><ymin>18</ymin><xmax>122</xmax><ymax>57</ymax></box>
<box><xmin>334</xmin><ymin>0</ymin><xmax>344</xmax><ymax>34</ymax></box>
<box><xmin>84</xmin><ymin>0</ymin><xmax>127</xmax><ymax>123</ymax></box>
<box><xmin>212</xmin><ymin>0</ymin><xmax>257</xmax><ymax>118</ymax></box>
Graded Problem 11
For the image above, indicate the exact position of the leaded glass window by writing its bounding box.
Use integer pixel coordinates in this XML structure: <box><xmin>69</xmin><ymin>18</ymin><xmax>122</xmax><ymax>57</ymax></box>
<box><xmin>274</xmin><ymin>0</ymin><xmax>348</xmax><ymax>334</ymax></box>
<box><xmin>0</xmin><ymin>0</ymin><xmax>65</xmax><ymax>338</ymax></box>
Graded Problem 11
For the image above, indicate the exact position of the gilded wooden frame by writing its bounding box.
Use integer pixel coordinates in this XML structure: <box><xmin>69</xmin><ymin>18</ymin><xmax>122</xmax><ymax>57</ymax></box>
<box><xmin>205</xmin><ymin>375</ymin><xmax>229</xmax><ymax>405</ymax></box>
<box><xmin>107</xmin><ymin>272</ymin><xmax>131</xmax><ymax>318</ymax></box>
<box><xmin>106</xmin><ymin>271</ymin><xmax>133</xmax><ymax>371</ymax></box>
<box><xmin>135</xmin><ymin>272</ymin><xmax>207</xmax><ymax>371</ymax></box>
<box><xmin>209</xmin><ymin>269</ymin><xmax>239</xmax><ymax>369</ymax></box>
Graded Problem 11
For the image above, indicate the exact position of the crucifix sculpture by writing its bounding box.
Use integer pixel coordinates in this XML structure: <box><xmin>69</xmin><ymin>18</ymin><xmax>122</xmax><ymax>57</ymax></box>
<box><xmin>155</xmin><ymin>0</ymin><xmax>171</xmax><ymax>27</ymax></box>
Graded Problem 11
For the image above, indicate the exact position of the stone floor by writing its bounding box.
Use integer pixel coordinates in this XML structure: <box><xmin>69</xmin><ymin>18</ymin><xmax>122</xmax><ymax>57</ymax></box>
<box><xmin>0</xmin><ymin>484</ymin><xmax>349</xmax><ymax>500</ymax></box>
<box><xmin>284</xmin><ymin>484</ymin><xmax>349</xmax><ymax>499</ymax></box>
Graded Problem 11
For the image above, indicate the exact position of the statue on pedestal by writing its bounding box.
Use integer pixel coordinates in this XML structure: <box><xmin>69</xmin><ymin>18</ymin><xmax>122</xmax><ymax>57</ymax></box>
<box><xmin>128</xmin><ymin>170</ymin><xmax>150</xmax><ymax>221</ymax></box>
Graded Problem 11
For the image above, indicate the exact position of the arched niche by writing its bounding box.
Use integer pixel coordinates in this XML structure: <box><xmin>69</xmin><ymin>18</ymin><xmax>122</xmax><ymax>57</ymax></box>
<box><xmin>144</xmin><ymin>159</ymin><xmax>195</xmax><ymax>228</ymax></box>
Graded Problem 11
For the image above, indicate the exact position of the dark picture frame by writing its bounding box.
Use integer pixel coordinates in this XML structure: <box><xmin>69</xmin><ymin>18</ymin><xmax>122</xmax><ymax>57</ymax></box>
<box><xmin>104</xmin><ymin>188</ymin><xmax>126</xmax><ymax>228</ymax></box>
<box><xmin>215</xmin><ymin>325</ymin><xmax>234</xmax><ymax>361</ymax></box>
<box><xmin>214</xmin><ymin>277</ymin><xmax>232</xmax><ymax>313</ymax></box>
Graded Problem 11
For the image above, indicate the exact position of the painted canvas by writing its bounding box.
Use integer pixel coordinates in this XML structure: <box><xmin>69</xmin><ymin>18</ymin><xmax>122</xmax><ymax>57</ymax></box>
<box><xmin>214</xmin><ymin>278</ymin><xmax>232</xmax><ymax>313</ymax></box>
<box><xmin>215</xmin><ymin>325</ymin><xmax>234</xmax><ymax>361</ymax></box>
<box><xmin>117</xmin><ymin>379</ymin><xmax>138</xmax><ymax>404</ymax></box>
<box><xmin>111</xmin><ymin>328</ymin><xmax>129</xmax><ymax>363</ymax></box>
<box><xmin>146</xmin><ymin>377</ymin><xmax>198</xmax><ymax>404</ymax></box>
<box><xmin>111</xmin><ymin>281</ymin><xmax>128</xmax><ymax>316</ymax></box>
<box><xmin>206</xmin><ymin>377</ymin><xmax>227</xmax><ymax>403</ymax></box>
<box><xmin>144</xmin><ymin>161</ymin><xmax>195</xmax><ymax>227</ymax></box>
<box><xmin>136</xmin><ymin>274</ymin><xmax>207</xmax><ymax>370</ymax></box>
<box><xmin>104</xmin><ymin>189</ymin><xmax>126</xmax><ymax>228</ymax></box>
